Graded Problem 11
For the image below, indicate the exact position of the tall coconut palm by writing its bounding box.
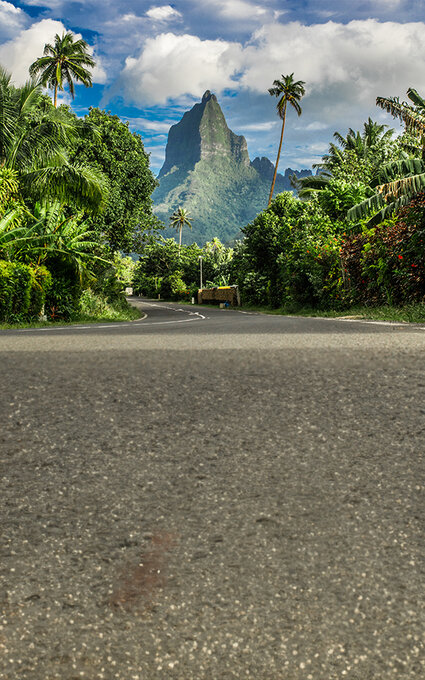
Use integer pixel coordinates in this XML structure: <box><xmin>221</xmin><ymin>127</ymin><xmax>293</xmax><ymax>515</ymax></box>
<box><xmin>29</xmin><ymin>32</ymin><xmax>95</xmax><ymax>107</ymax></box>
<box><xmin>267</xmin><ymin>73</ymin><xmax>305</xmax><ymax>206</ymax></box>
<box><xmin>170</xmin><ymin>206</ymin><xmax>192</xmax><ymax>253</ymax></box>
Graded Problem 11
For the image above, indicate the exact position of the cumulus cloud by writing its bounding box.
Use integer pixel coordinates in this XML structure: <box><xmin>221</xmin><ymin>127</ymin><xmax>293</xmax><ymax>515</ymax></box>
<box><xmin>0</xmin><ymin>1</ymin><xmax>29</xmax><ymax>41</ymax></box>
<box><xmin>0</xmin><ymin>18</ymin><xmax>106</xmax><ymax>86</ymax></box>
<box><xmin>212</xmin><ymin>0</ymin><xmax>268</xmax><ymax>19</ymax></box>
<box><xmin>240</xmin><ymin>121</ymin><xmax>277</xmax><ymax>131</ymax></box>
<box><xmin>115</xmin><ymin>19</ymin><xmax>425</xmax><ymax>117</ymax></box>
<box><xmin>241</xmin><ymin>19</ymin><xmax>425</xmax><ymax>118</ymax></box>
<box><xmin>124</xmin><ymin>117</ymin><xmax>174</xmax><ymax>132</ymax></box>
<box><xmin>119</xmin><ymin>32</ymin><xmax>242</xmax><ymax>105</ymax></box>
<box><xmin>146</xmin><ymin>5</ymin><xmax>182</xmax><ymax>22</ymax></box>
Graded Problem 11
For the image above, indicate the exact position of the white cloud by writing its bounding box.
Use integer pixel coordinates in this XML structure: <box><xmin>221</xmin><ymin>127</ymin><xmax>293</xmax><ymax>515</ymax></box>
<box><xmin>213</xmin><ymin>0</ymin><xmax>268</xmax><ymax>19</ymax></box>
<box><xmin>0</xmin><ymin>18</ymin><xmax>66</xmax><ymax>84</ymax></box>
<box><xmin>241</xmin><ymin>19</ymin><xmax>425</xmax><ymax>109</ymax></box>
<box><xmin>115</xmin><ymin>18</ymin><xmax>425</xmax><ymax>125</ymax></box>
<box><xmin>119</xmin><ymin>32</ymin><xmax>242</xmax><ymax>105</ymax></box>
<box><xmin>0</xmin><ymin>18</ymin><xmax>106</xmax><ymax>86</ymax></box>
<box><xmin>146</xmin><ymin>5</ymin><xmax>182</xmax><ymax>22</ymax></box>
<box><xmin>22</xmin><ymin>0</ymin><xmax>65</xmax><ymax>7</ymax></box>
<box><xmin>296</xmin><ymin>122</ymin><xmax>330</xmax><ymax>131</ymax></box>
<box><xmin>0</xmin><ymin>1</ymin><xmax>28</xmax><ymax>40</ymax></box>
<box><xmin>240</xmin><ymin>121</ymin><xmax>277</xmax><ymax>131</ymax></box>
<box><xmin>124</xmin><ymin>117</ymin><xmax>173</xmax><ymax>132</ymax></box>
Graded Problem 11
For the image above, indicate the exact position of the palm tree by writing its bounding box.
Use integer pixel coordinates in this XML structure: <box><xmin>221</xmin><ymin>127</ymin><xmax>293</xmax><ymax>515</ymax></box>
<box><xmin>170</xmin><ymin>206</ymin><xmax>192</xmax><ymax>253</ymax></box>
<box><xmin>29</xmin><ymin>32</ymin><xmax>95</xmax><ymax>107</ymax></box>
<box><xmin>0</xmin><ymin>66</ymin><xmax>106</xmax><ymax>213</ymax></box>
<box><xmin>348</xmin><ymin>89</ymin><xmax>425</xmax><ymax>225</ymax></box>
<box><xmin>267</xmin><ymin>73</ymin><xmax>305</xmax><ymax>206</ymax></box>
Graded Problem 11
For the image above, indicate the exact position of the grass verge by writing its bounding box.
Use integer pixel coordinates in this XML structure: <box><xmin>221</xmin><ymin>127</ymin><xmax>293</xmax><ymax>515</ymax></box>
<box><xmin>0</xmin><ymin>292</ymin><xmax>142</xmax><ymax>330</ymax></box>
<box><xmin>176</xmin><ymin>298</ymin><xmax>425</xmax><ymax>323</ymax></box>
<box><xmin>234</xmin><ymin>303</ymin><xmax>425</xmax><ymax>323</ymax></box>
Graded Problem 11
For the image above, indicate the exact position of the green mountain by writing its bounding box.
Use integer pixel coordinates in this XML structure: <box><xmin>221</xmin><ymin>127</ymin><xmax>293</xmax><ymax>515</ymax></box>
<box><xmin>153</xmin><ymin>91</ymin><xmax>310</xmax><ymax>244</ymax></box>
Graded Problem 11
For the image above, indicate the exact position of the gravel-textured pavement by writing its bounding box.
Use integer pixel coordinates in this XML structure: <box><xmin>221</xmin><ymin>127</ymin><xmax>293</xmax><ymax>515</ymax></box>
<box><xmin>1</xmin><ymin>300</ymin><xmax>424</xmax><ymax>679</ymax></box>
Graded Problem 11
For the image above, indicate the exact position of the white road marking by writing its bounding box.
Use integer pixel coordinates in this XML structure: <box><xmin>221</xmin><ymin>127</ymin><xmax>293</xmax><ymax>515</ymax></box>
<box><xmin>13</xmin><ymin>303</ymin><xmax>206</xmax><ymax>333</ymax></box>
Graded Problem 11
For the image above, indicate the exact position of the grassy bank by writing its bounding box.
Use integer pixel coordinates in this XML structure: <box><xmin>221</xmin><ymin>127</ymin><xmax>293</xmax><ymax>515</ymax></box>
<box><xmin>236</xmin><ymin>302</ymin><xmax>425</xmax><ymax>323</ymax></box>
<box><xmin>178</xmin><ymin>298</ymin><xmax>425</xmax><ymax>324</ymax></box>
<box><xmin>0</xmin><ymin>293</ymin><xmax>142</xmax><ymax>330</ymax></box>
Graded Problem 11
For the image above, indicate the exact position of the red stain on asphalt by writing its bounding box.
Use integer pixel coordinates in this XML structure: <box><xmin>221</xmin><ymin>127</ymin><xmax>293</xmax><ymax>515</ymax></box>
<box><xmin>110</xmin><ymin>531</ymin><xmax>177</xmax><ymax>611</ymax></box>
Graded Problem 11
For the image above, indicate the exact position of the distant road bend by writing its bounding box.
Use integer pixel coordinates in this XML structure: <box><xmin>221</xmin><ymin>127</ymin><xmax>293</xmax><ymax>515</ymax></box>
<box><xmin>1</xmin><ymin>298</ymin><xmax>424</xmax><ymax>679</ymax></box>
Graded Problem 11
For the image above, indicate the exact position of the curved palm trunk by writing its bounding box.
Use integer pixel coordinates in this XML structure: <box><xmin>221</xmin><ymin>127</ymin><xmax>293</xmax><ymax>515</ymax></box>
<box><xmin>54</xmin><ymin>84</ymin><xmax>58</xmax><ymax>108</ymax></box>
<box><xmin>268</xmin><ymin>103</ymin><xmax>287</xmax><ymax>206</ymax></box>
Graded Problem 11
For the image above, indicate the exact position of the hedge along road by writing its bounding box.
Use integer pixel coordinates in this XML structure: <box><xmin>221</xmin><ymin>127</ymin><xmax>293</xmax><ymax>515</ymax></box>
<box><xmin>1</xmin><ymin>298</ymin><xmax>424</xmax><ymax>680</ymax></box>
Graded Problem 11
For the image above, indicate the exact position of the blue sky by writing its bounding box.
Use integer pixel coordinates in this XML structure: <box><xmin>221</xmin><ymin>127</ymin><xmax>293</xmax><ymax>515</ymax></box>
<box><xmin>1</xmin><ymin>0</ymin><xmax>425</xmax><ymax>174</ymax></box>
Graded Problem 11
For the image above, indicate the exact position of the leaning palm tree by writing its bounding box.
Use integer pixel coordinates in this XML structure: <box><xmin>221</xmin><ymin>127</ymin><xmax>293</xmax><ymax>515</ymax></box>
<box><xmin>348</xmin><ymin>88</ymin><xmax>425</xmax><ymax>225</ymax></box>
<box><xmin>29</xmin><ymin>32</ymin><xmax>95</xmax><ymax>107</ymax></box>
<box><xmin>267</xmin><ymin>73</ymin><xmax>305</xmax><ymax>206</ymax></box>
<box><xmin>170</xmin><ymin>206</ymin><xmax>192</xmax><ymax>253</ymax></box>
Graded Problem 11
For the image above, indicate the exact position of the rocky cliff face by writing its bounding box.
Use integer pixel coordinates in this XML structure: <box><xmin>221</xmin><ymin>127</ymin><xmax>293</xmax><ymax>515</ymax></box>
<box><xmin>153</xmin><ymin>91</ymin><xmax>311</xmax><ymax>244</ymax></box>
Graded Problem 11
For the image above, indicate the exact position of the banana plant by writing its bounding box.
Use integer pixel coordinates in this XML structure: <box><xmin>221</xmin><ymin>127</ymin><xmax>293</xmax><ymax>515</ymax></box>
<box><xmin>347</xmin><ymin>89</ymin><xmax>425</xmax><ymax>225</ymax></box>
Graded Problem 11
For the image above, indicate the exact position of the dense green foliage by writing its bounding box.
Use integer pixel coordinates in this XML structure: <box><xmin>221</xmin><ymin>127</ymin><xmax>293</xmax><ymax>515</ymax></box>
<box><xmin>228</xmin><ymin>192</ymin><xmax>345</xmax><ymax>308</ymax></box>
<box><xmin>0</xmin><ymin>57</ymin><xmax>158</xmax><ymax>324</ymax></box>
<box><xmin>71</xmin><ymin>107</ymin><xmax>159</xmax><ymax>252</ymax></box>
<box><xmin>133</xmin><ymin>237</ymin><xmax>233</xmax><ymax>300</ymax></box>
<box><xmin>342</xmin><ymin>192</ymin><xmax>425</xmax><ymax>305</ymax></box>
<box><xmin>0</xmin><ymin>260</ymin><xmax>51</xmax><ymax>321</ymax></box>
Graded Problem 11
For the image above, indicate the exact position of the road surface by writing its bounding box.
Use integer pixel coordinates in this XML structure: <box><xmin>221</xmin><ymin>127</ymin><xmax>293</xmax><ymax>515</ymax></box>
<box><xmin>1</xmin><ymin>299</ymin><xmax>424</xmax><ymax>679</ymax></box>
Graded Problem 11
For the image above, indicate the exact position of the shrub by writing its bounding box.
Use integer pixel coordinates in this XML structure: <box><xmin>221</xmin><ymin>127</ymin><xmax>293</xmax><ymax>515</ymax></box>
<box><xmin>44</xmin><ymin>275</ymin><xmax>82</xmax><ymax>320</ymax></box>
<box><xmin>0</xmin><ymin>260</ymin><xmax>33</xmax><ymax>321</ymax></box>
<box><xmin>132</xmin><ymin>270</ymin><xmax>162</xmax><ymax>297</ymax></box>
<box><xmin>239</xmin><ymin>192</ymin><xmax>347</xmax><ymax>309</ymax></box>
<box><xmin>340</xmin><ymin>192</ymin><xmax>425</xmax><ymax>305</ymax></box>
<box><xmin>161</xmin><ymin>271</ymin><xmax>187</xmax><ymax>301</ymax></box>
<box><xmin>28</xmin><ymin>266</ymin><xmax>52</xmax><ymax>318</ymax></box>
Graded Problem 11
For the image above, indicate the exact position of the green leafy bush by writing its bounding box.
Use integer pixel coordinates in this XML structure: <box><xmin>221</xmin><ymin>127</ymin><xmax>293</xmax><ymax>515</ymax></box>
<box><xmin>44</xmin><ymin>275</ymin><xmax>82</xmax><ymax>320</ymax></box>
<box><xmin>239</xmin><ymin>192</ymin><xmax>347</xmax><ymax>309</ymax></box>
<box><xmin>28</xmin><ymin>265</ymin><xmax>52</xmax><ymax>318</ymax></box>
<box><xmin>132</xmin><ymin>271</ymin><xmax>162</xmax><ymax>297</ymax></box>
<box><xmin>133</xmin><ymin>236</ymin><xmax>234</xmax><ymax>298</ymax></box>
<box><xmin>341</xmin><ymin>192</ymin><xmax>425</xmax><ymax>305</ymax></box>
<box><xmin>0</xmin><ymin>260</ymin><xmax>33</xmax><ymax>321</ymax></box>
<box><xmin>161</xmin><ymin>271</ymin><xmax>188</xmax><ymax>301</ymax></box>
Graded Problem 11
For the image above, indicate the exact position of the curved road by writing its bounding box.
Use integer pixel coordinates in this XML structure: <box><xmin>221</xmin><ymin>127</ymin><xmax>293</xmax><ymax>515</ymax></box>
<box><xmin>1</xmin><ymin>299</ymin><xmax>424</xmax><ymax>679</ymax></box>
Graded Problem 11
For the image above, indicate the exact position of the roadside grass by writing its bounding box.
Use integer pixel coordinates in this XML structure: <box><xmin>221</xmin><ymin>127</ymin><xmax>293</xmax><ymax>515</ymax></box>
<box><xmin>0</xmin><ymin>294</ymin><xmax>142</xmax><ymax>330</ymax></box>
<box><xmin>239</xmin><ymin>303</ymin><xmax>425</xmax><ymax>323</ymax></box>
<box><xmin>176</xmin><ymin>298</ymin><xmax>425</xmax><ymax>323</ymax></box>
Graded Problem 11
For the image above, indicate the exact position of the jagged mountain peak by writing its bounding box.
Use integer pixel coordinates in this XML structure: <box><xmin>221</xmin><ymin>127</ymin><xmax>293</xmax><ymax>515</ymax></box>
<box><xmin>153</xmin><ymin>91</ymin><xmax>311</xmax><ymax>244</ymax></box>
<box><xmin>202</xmin><ymin>90</ymin><xmax>216</xmax><ymax>102</ymax></box>
<box><xmin>158</xmin><ymin>90</ymin><xmax>249</xmax><ymax>178</ymax></box>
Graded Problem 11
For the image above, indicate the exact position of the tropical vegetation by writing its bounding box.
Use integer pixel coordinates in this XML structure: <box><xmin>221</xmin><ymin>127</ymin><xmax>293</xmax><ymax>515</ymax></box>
<box><xmin>2</xmin><ymin>44</ymin><xmax>425</xmax><ymax>325</ymax></box>
<box><xmin>29</xmin><ymin>31</ymin><xmax>95</xmax><ymax>107</ymax></box>
<box><xmin>133</xmin><ymin>84</ymin><xmax>425</xmax><ymax>321</ymax></box>
<box><xmin>0</xmin><ymin>42</ymin><xmax>158</xmax><ymax>325</ymax></box>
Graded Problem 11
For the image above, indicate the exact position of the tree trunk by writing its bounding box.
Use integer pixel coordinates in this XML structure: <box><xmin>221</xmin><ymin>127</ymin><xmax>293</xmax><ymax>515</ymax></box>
<box><xmin>54</xmin><ymin>84</ymin><xmax>58</xmax><ymax>108</ymax></box>
<box><xmin>178</xmin><ymin>224</ymin><xmax>182</xmax><ymax>254</ymax></box>
<box><xmin>268</xmin><ymin>103</ymin><xmax>287</xmax><ymax>207</ymax></box>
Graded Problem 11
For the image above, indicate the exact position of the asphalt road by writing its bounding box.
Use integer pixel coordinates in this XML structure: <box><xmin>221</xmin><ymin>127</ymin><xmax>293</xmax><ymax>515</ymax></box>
<box><xmin>1</xmin><ymin>299</ymin><xmax>424</xmax><ymax>679</ymax></box>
